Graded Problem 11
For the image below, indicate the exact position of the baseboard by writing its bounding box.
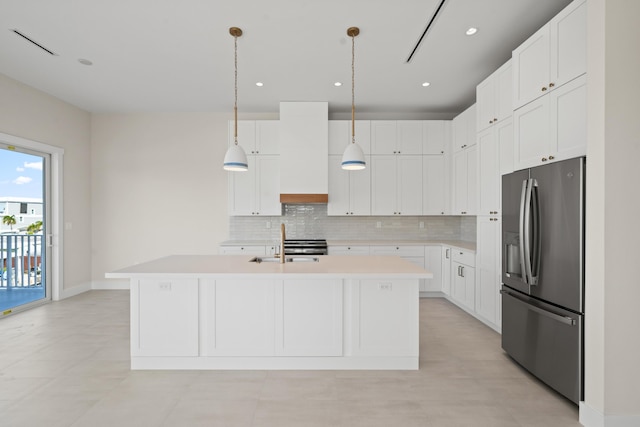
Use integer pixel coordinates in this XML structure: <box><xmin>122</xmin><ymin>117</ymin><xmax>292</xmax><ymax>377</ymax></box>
<box><xmin>580</xmin><ymin>401</ymin><xmax>640</xmax><ymax>427</ymax></box>
<box><xmin>92</xmin><ymin>279</ymin><xmax>129</xmax><ymax>290</ymax></box>
<box><xmin>59</xmin><ymin>282</ymin><xmax>92</xmax><ymax>299</ymax></box>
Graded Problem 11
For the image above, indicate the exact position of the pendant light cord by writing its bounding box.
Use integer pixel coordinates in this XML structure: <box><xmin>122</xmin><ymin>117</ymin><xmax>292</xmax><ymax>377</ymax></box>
<box><xmin>234</xmin><ymin>33</ymin><xmax>239</xmax><ymax>146</ymax></box>
<box><xmin>351</xmin><ymin>31</ymin><xmax>356</xmax><ymax>144</ymax></box>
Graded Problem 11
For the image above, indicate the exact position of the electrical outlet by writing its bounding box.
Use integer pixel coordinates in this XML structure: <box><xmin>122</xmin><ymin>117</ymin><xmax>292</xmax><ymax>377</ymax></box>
<box><xmin>379</xmin><ymin>282</ymin><xmax>393</xmax><ymax>291</ymax></box>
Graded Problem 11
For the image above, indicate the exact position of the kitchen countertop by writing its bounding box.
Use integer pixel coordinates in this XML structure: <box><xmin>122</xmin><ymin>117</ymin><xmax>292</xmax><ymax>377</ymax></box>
<box><xmin>219</xmin><ymin>239</ymin><xmax>476</xmax><ymax>252</ymax></box>
<box><xmin>106</xmin><ymin>254</ymin><xmax>433</xmax><ymax>280</ymax></box>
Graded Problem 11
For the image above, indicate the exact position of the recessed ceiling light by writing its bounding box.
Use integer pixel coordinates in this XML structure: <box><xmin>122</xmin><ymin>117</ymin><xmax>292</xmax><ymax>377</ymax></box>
<box><xmin>78</xmin><ymin>58</ymin><xmax>93</xmax><ymax>66</ymax></box>
<box><xmin>466</xmin><ymin>27</ymin><xmax>478</xmax><ymax>36</ymax></box>
<box><xmin>255</xmin><ymin>82</ymin><xmax>263</xmax><ymax>87</ymax></box>
<box><xmin>334</xmin><ymin>82</ymin><xmax>342</xmax><ymax>87</ymax></box>
<box><xmin>422</xmin><ymin>82</ymin><xmax>431</xmax><ymax>87</ymax></box>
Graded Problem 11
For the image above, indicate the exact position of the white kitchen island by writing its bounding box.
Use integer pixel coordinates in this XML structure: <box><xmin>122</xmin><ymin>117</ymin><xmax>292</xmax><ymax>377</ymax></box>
<box><xmin>106</xmin><ymin>255</ymin><xmax>432</xmax><ymax>370</ymax></box>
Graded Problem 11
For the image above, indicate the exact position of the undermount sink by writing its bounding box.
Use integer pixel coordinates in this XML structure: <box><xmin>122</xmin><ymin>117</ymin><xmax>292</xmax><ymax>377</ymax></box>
<box><xmin>249</xmin><ymin>256</ymin><xmax>320</xmax><ymax>263</ymax></box>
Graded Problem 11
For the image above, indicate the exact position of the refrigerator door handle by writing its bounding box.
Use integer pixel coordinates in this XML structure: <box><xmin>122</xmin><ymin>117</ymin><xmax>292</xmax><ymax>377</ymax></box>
<box><xmin>519</xmin><ymin>179</ymin><xmax>529</xmax><ymax>285</ymax></box>
<box><xmin>530</xmin><ymin>179</ymin><xmax>541</xmax><ymax>285</ymax></box>
<box><xmin>500</xmin><ymin>290</ymin><xmax>576</xmax><ymax>326</ymax></box>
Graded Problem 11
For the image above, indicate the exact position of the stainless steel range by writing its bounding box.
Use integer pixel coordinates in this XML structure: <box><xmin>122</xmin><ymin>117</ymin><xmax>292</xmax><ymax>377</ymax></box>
<box><xmin>283</xmin><ymin>239</ymin><xmax>328</xmax><ymax>256</ymax></box>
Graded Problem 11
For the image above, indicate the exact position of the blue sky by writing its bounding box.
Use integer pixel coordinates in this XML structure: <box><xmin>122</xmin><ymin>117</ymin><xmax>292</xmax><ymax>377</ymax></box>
<box><xmin>0</xmin><ymin>148</ymin><xmax>44</xmax><ymax>199</ymax></box>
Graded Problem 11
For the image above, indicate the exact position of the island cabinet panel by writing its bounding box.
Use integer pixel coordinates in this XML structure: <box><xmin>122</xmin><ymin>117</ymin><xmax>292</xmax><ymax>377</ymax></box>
<box><xmin>275</xmin><ymin>280</ymin><xmax>343</xmax><ymax>356</ymax></box>
<box><xmin>200</xmin><ymin>279</ymin><xmax>276</xmax><ymax>357</ymax></box>
<box><xmin>132</xmin><ymin>279</ymin><xmax>199</xmax><ymax>357</ymax></box>
<box><xmin>350</xmin><ymin>279</ymin><xmax>418</xmax><ymax>357</ymax></box>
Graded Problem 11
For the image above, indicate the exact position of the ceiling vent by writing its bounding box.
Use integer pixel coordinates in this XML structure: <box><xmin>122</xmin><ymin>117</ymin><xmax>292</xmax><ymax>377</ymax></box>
<box><xmin>10</xmin><ymin>29</ymin><xmax>58</xmax><ymax>56</ymax></box>
<box><xmin>406</xmin><ymin>0</ymin><xmax>447</xmax><ymax>63</ymax></box>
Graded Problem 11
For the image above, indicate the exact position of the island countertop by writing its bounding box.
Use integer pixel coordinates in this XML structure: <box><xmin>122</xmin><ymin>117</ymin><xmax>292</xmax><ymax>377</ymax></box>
<box><xmin>106</xmin><ymin>254</ymin><xmax>433</xmax><ymax>280</ymax></box>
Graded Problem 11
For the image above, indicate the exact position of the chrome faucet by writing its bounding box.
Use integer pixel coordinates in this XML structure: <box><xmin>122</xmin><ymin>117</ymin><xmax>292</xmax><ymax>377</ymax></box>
<box><xmin>279</xmin><ymin>223</ymin><xmax>286</xmax><ymax>264</ymax></box>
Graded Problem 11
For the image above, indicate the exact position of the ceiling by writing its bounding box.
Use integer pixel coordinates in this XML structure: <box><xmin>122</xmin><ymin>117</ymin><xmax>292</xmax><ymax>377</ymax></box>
<box><xmin>0</xmin><ymin>0</ymin><xmax>572</xmax><ymax>117</ymax></box>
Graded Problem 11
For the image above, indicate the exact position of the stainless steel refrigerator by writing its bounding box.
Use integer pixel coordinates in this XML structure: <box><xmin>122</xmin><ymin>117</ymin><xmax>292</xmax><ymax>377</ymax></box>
<box><xmin>501</xmin><ymin>156</ymin><xmax>585</xmax><ymax>404</ymax></box>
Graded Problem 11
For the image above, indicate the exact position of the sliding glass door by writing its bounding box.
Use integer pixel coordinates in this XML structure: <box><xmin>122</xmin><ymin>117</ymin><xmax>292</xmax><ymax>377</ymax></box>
<box><xmin>0</xmin><ymin>144</ymin><xmax>51</xmax><ymax>315</ymax></box>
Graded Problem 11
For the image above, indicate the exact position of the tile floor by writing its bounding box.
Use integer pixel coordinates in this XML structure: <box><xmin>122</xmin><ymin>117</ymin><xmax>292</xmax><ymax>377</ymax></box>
<box><xmin>0</xmin><ymin>291</ymin><xmax>581</xmax><ymax>426</ymax></box>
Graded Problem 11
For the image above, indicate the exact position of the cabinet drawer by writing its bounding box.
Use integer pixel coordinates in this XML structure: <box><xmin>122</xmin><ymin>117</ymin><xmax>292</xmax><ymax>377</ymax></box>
<box><xmin>219</xmin><ymin>245</ymin><xmax>267</xmax><ymax>256</ymax></box>
<box><xmin>370</xmin><ymin>245</ymin><xmax>425</xmax><ymax>257</ymax></box>
<box><xmin>452</xmin><ymin>248</ymin><xmax>476</xmax><ymax>267</ymax></box>
<box><xmin>328</xmin><ymin>245</ymin><xmax>370</xmax><ymax>256</ymax></box>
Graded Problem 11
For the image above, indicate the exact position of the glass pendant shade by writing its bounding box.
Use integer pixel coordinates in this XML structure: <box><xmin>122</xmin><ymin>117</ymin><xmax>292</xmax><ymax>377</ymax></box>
<box><xmin>341</xmin><ymin>142</ymin><xmax>366</xmax><ymax>170</ymax></box>
<box><xmin>223</xmin><ymin>144</ymin><xmax>248</xmax><ymax>171</ymax></box>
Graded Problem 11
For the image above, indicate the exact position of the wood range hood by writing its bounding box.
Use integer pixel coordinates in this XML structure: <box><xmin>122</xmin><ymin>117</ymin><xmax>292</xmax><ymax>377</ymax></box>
<box><xmin>279</xmin><ymin>101</ymin><xmax>329</xmax><ymax>204</ymax></box>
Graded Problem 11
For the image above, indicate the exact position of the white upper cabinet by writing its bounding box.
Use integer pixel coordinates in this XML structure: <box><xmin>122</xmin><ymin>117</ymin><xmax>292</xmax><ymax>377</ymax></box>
<box><xmin>476</xmin><ymin>60</ymin><xmax>513</xmax><ymax>133</ymax></box>
<box><xmin>512</xmin><ymin>0</ymin><xmax>586</xmax><ymax>109</ymax></box>
<box><xmin>228</xmin><ymin>155</ymin><xmax>281</xmax><ymax>216</ymax></box>
<box><xmin>328</xmin><ymin>120</ymin><xmax>371</xmax><ymax>155</ymax></box>
<box><xmin>514</xmin><ymin>74</ymin><xmax>586</xmax><ymax>170</ymax></box>
<box><xmin>371</xmin><ymin>155</ymin><xmax>422</xmax><ymax>216</ymax></box>
<box><xmin>328</xmin><ymin>155</ymin><xmax>371</xmax><ymax>216</ymax></box>
<box><xmin>452</xmin><ymin>145</ymin><xmax>477</xmax><ymax>216</ymax></box>
<box><xmin>371</xmin><ymin>121</ymin><xmax>422</xmax><ymax>155</ymax></box>
<box><xmin>478</xmin><ymin>117</ymin><xmax>512</xmax><ymax>215</ymax></box>
<box><xmin>423</xmin><ymin>121</ymin><xmax>449</xmax><ymax>155</ymax></box>
<box><xmin>453</xmin><ymin>104</ymin><xmax>477</xmax><ymax>153</ymax></box>
<box><xmin>228</xmin><ymin>120</ymin><xmax>279</xmax><ymax>155</ymax></box>
<box><xmin>423</xmin><ymin>155</ymin><xmax>449</xmax><ymax>215</ymax></box>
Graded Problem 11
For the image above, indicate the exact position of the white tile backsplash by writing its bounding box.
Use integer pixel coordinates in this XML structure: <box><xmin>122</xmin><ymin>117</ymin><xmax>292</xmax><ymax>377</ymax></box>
<box><xmin>229</xmin><ymin>204</ymin><xmax>477</xmax><ymax>242</ymax></box>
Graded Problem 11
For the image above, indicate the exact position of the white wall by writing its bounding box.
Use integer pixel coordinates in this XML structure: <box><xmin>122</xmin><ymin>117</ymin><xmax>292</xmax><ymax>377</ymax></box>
<box><xmin>584</xmin><ymin>0</ymin><xmax>640</xmax><ymax>423</ymax></box>
<box><xmin>90</xmin><ymin>112</ymin><xmax>274</xmax><ymax>281</ymax></box>
<box><xmin>0</xmin><ymin>73</ymin><xmax>92</xmax><ymax>293</ymax></box>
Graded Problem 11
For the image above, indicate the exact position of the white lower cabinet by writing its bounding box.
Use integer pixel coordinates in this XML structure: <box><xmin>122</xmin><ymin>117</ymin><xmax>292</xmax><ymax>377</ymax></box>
<box><xmin>422</xmin><ymin>246</ymin><xmax>443</xmax><ymax>293</ymax></box>
<box><xmin>131</xmin><ymin>278</ymin><xmax>199</xmax><ymax>357</ymax></box>
<box><xmin>476</xmin><ymin>216</ymin><xmax>501</xmax><ymax>331</ymax></box>
<box><xmin>219</xmin><ymin>245</ymin><xmax>268</xmax><ymax>255</ymax></box>
<box><xmin>276</xmin><ymin>280</ymin><xmax>343</xmax><ymax>356</ymax></box>
<box><xmin>441</xmin><ymin>246</ymin><xmax>452</xmax><ymax>296</ymax></box>
<box><xmin>201</xmin><ymin>279</ymin><xmax>276</xmax><ymax>356</ymax></box>
<box><xmin>451</xmin><ymin>249</ymin><xmax>476</xmax><ymax>312</ymax></box>
<box><xmin>328</xmin><ymin>245</ymin><xmax>370</xmax><ymax>256</ymax></box>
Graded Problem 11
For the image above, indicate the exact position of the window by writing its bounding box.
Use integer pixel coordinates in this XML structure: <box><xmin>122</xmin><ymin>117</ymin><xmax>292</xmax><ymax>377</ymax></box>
<box><xmin>20</xmin><ymin>202</ymin><xmax>27</xmax><ymax>214</ymax></box>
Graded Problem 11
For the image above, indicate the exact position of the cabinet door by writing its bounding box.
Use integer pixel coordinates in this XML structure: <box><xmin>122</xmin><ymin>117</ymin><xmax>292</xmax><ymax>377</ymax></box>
<box><xmin>452</xmin><ymin>150</ymin><xmax>468</xmax><ymax>214</ymax></box>
<box><xmin>476</xmin><ymin>75</ymin><xmax>496</xmax><ymax>133</ymax></box>
<box><xmin>452</xmin><ymin>262</ymin><xmax>467</xmax><ymax>306</ymax></box>
<box><xmin>349</xmin><ymin>155</ymin><xmax>372</xmax><ymax>215</ymax></box>
<box><xmin>423</xmin><ymin>155</ymin><xmax>448</xmax><ymax>215</ymax></box>
<box><xmin>229</xmin><ymin>120</ymin><xmax>256</xmax><ymax>152</ymax></box>
<box><xmin>397</xmin><ymin>156</ymin><xmax>422</xmax><ymax>215</ymax></box>
<box><xmin>276</xmin><ymin>280</ymin><xmax>343</xmax><ymax>356</ymax></box>
<box><xmin>423</xmin><ymin>246</ymin><xmax>443</xmax><ymax>292</ymax></box>
<box><xmin>371</xmin><ymin>121</ymin><xmax>398</xmax><ymax>154</ymax></box>
<box><xmin>327</xmin><ymin>155</ymin><xmax>351</xmax><ymax>216</ymax></box>
<box><xmin>477</xmin><ymin>127</ymin><xmax>499</xmax><ymax>215</ymax></box>
<box><xmin>452</xmin><ymin>109</ymin><xmax>468</xmax><ymax>153</ymax></box>
<box><xmin>514</xmin><ymin>96</ymin><xmax>551</xmax><ymax>170</ymax></box>
<box><xmin>132</xmin><ymin>279</ymin><xmax>199</xmax><ymax>357</ymax></box>
<box><xmin>201</xmin><ymin>279</ymin><xmax>276</xmax><ymax>356</ymax></box>
<box><xmin>466</xmin><ymin>145</ymin><xmax>478</xmax><ymax>215</ymax></box>
<box><xmin>228</xmin><ymin>155</ymin><xmax>256</xmax><ymax>215</ymax></box>
<box><xmin>371</xmin><ymin>156</ymin><xmax>398</xmax><ymax>215</ymax></box>
<box><xmin>495</xmin><ymin>60</ymin><xmax>513</xmax><ymax>122</ymax></box>
<box><xmin>513</xmin><ymin>25</ymin><xmax>550</xmax><ymax>109</ymax></box>
<box><xmin>441</xmin><ymin>247</ymin><xmax>452</xmax><ymax>296</ymax></box>
<box><xmin>328</xmin><ymin>120</ymin><xmax>350</xmax><ymax>155</ymax></box>
<box><xmin>465</xmin><ymin>104</ymin><xmax>477</xmax><ymax>147</ymax></box>
<box><xmin>549</xmin><ymin>74</ymin><xmax>587</xmax><ymax>163</ymax></box>
<box><xmin>397</xmin><ymin>121</ymin><xmax>423</xmax><ymax>155</ymax></box>
<box><xmin>476</xmin><ymin>217</ymin><xmax>500</xmax><ymax>326</ymax></box>
<box><xmin>453</xmin><ymin>263</ymin><xmax>475</xmax><ymax>311</ymax></box>
<box><xmin>498</xmin><ymin>117</ymin><xmax>515</xmax><ymax>176</ymax></box>
<box><xmin>255</xmin><ymin>121</ymin><xmax>279</xmax><ymax>155</ymax></box>
<box><xmin>549</xmin><ymin>0</ymin><xmax>586</xmax><ymax>90</ymax></box>
<box><xmin>255</xmin><ymin>155</ymin><xmax>281</xmax><ymax>216</ymax></box>
<box><xmin>423</xmin><ymin>121</ymin><xmax>448</xmax><ymax>155</ymax></box>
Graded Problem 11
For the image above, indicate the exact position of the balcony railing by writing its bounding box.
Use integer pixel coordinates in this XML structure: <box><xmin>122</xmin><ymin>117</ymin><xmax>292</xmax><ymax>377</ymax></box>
<box><xmin>1</xmin><ymin>234</ymin><xmax>44</xmax><ymax>289</ymax></box>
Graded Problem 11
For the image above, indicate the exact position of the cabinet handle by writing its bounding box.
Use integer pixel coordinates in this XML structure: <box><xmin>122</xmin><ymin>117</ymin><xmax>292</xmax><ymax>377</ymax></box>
<box><xmin>460</xmin><ymin>266</ymin><xmax>465</xmax><ymax>278</ymax></box>
<box><xmin>398</xmin><ymin>151</ymin><xmax>401</xmax><ymax>154</ymax></box>
<box><xmin>549</xmin><ymin>155</ymin><xmax>555</xmax><ymax>160</ymax></box>
<box><xmin>441</xmin><ymin>211</ymin><xmax>445</xmax><ymax>215</ymax></box>
<box><xmin>396</xmin><ymin>247</ymin><xmax>400</xmax><ymax>250</ymax></box>
<box><xmin>494</xmin><ymin>117</ymin><xmax>498</xmax><ymax>122</ymax></box>
<box><xmin>489</xmin><ymin>120</ymin><xmax>493</xmax><ymax>124</ymax></box>
<box><xmin>541</xmin><ymin>86</ymin><xmax>547</xmax><ymax>92</ymax></box>
<box><xmin>549</xmin><ymin>82</ymin><xmax>555</xmax><ymax>88</ymax></box>
<box><xmin>541</xmin><ymin>157</ymin><xmax>548</xmax><ymax>162</ymax></box>
<box><xmin>446</xmin><ymin>249</ymin><xmax>450</xmax><ymax>259</ymax></box>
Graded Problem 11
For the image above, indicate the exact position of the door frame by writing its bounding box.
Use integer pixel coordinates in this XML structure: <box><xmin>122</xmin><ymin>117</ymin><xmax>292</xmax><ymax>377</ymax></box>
<box><xmin>0</xmin><ymin>132</ymin><xmax>64</xmax><ymax>301</ymax></box>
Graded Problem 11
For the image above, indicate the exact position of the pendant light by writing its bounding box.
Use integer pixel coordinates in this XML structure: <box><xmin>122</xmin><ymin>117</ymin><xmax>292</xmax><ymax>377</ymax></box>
<box><xmin>223</xmin><ymin>27</ymin><xmax>248</xmax><ymax>172</ymax></box>
<box><xmin>341</xmin><ymin>27</ymin><xmax>366</xmax><ymax>171</ymax></box>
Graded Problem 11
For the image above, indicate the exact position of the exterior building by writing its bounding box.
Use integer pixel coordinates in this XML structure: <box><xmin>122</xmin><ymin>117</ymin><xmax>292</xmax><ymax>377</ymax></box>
<box><xmin>0</xmin><ymin>197</ymin><xmax>43</xmax><ymax>233</ymax></box>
